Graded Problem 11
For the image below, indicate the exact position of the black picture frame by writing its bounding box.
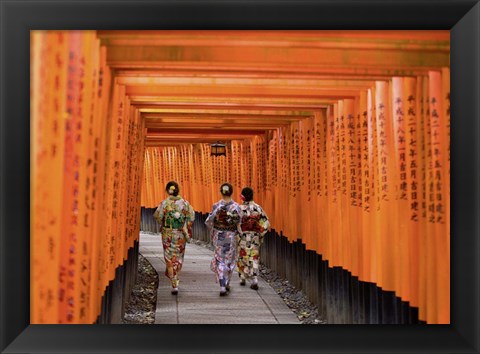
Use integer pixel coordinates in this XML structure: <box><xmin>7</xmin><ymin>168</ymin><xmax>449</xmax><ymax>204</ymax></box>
<box><xmin>1</xmin><ymin>1</ymin><xmax>479</xmax><ymax>353</ymax></box>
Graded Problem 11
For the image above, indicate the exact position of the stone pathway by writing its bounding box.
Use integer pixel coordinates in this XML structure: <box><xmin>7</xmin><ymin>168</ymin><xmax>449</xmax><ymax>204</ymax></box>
<box><xmin>139</xmin><ymin>232</ymin><xmax>300</xmax><ymax>324</ymax></box>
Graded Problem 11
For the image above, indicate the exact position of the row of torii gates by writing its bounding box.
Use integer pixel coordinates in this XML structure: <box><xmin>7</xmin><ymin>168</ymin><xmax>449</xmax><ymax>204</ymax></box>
<box><xmin>30</xmin><ymin>30</ymin><xmax>450</xmax><ymax>325</ymax></box>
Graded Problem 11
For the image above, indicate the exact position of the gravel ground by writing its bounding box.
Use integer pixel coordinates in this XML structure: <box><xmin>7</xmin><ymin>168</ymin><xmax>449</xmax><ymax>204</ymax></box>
<box><xmin>122</xmin><ymin>254</ymin><xmax>159</xmax><ymax>324</ymax></box>
<box><xmin>258</xmin><ymin>264</ymin><xmax>327</xmax><ymax>324</ymax></box>
<box><xmin>190</xmin><ymin>238</ymin><xmax>327</xmax><ymax>324</ymax></box>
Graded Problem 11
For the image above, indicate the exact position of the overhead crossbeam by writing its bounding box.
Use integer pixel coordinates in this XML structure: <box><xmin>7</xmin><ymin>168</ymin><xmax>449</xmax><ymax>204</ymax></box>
<box><xmin>96</xmin><ymin>30</ymin><xmax>449</xmax><ymax>147</ymax></box>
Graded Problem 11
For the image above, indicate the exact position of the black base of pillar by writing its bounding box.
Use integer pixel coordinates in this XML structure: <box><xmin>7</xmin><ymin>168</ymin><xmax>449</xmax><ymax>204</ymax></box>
<box><xmin>94</xmin><ymin>241</ymin><xmax>139</xmax><ymax>324</ymax></box>
<box><xmin>260</xmin><ymin>230</ymin><xmax>423</xmax><ymax>324</ymax></box>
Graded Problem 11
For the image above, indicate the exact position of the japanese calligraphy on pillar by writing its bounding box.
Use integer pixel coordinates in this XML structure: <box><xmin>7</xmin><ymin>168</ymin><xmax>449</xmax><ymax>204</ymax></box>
<box><xmin>262</xmin><ymin>139</ymin><xmax>267</xmax><ymax>190</ymax></box>
<box><xmin>429</xmin><ymin>71</ymin><xmax>445</xmax><ymax>224</ymax></box>
<box><xmin>376</xmin><ymin>85</ymin><xmax>389</xmax><ymax>204</ymax></box>
<box><xmin>31</xmin><ymin>31</ymin><xmax>67</xmax><ymax>323</ymax></box>
<box><xmin>295</xmin><ymin>127</ymin><xmax>301</xmax><ymax>197</ymax></box>
<box><xmin>306</xmin><ymin>125</ymin><xmax>312</xmax><ymax>201</ymax></box>
<box><xmin>248</xmin><ymin>141</ymin><xmax>253</xmax><ymax>188</ymax></box>
<box><xmin>258</xmin><ymin>139</ymin><xmax>264</xmax><ymax>190</ymax></box>
<box><xmin>266</xmin><ymin>135</ymin><xmax>272</xmax><ymax>190</ymax></box>
<box><xmin>290</xmin><ymin>129</ymin><xmax>296</xmax><ymax>197</ymax></box>
<box><xmin>362</xmin><ymin>107</ymin><xmax>370</xmax><ymax>212</ymax></box>
<box><xmin>405</xmin><ymin>83</ymin><xmax>419</xmax><ymax>222</ymax></box>
<box><xmin>348</xmin><ymin>112</ymin><xmax>357</xmax><ymax>206</ymax></box>
<box><xmin>236</xmin><ymin>142</ymin><xmax>241</xmax><ymax>187</ymax></box>
<box><xmin>356</xmin><ymin>95</ymin><xmax>366</xmax><ymax>209</ymax></box>
<box><xmin>314</xmin><ymin>115</ymin><xmax>322</xmax><ymax>196</ymax></box>
<box><xmin>330</xmin><ymin>106</ymin><xmax>338</xmax><ymax>203</ymax></box>
<box><xmin>445</xmin><ymin>88</ymin><xmax>450</xmax><ymax>174</ymax></box>
<box><xmin>111</xmin><ymin>97</ymin><xmax>124</xmax><ymax>221</ymax></box>
<box><xmin>423</xmin><ymin>83</ymin><xmax>434</xmax><ymax>223</ymax></box>
<box><xmin>393</xmin><ymin>83</ymin><xmax>408</xmax><ymax>202</ymax></box>
<box><xmin>367</xmin><ymin>88</ymin><xmax>377</xmax><ymax>211</ymax></box>
<box><xmin>418</xmin><ymin>78</ymin><xmax>427</xmax><ymax>220</ymax></box>
<box><xmin>77</xmin><ymin>33</ymin><xmax>93</xmax><ymax>323</ymax></box>
<box><xmin>322</xmin><ymin>111</ymin><xmax>328</xmax><ymax>197</ymax></box>
<box><xmin>340</xmin><ymin>107</ymin><xmax>347</xmax><ymax>196</ymax></box>
<box><xmin>280</xmin><ymin>130</ymin><xmax>286</xmax><ymax>191</ymax></box>
<box><xmin>61</xmin><ymin>31</ymin><xmax>82</xmax><ymax>323</ymax></box>
<box><xmin>271</xmin><ymin>132</ymin><xmax>278</xmax><ymax>187</ymax></box>
<box><xmin>442</xmin><ymin>67</ymin><xmax>450</xmax><ymax>231</ymax></box>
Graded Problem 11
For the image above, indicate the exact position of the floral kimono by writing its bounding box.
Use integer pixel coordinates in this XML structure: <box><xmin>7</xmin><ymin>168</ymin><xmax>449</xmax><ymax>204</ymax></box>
<box><xmin>153</xmin><ymin>196</ymin><xmax>195</xmax><ymax>288</ymax></box>
<box><xmin>205</xmin><ymin>199</ymin><xmax>242</xmax><ymax>288</ymax></box>
<box><xmin>237</xmin><ymin>201</ymin><xmax>270</xmax><ymax>280</ymax></box>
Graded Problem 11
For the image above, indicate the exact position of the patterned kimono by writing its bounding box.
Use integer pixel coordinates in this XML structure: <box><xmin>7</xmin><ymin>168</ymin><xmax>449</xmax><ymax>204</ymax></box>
<box><xmin>205</xmin><ymin>199</ymin><xmax>241</xmax><ymax>287</ymax></box>
<box><xmin>237</xmin><ymin>201</ymin><xmax>270</xmax><ymax>280</ymax></box>
<box><xmin>153</xmin><ymin>196</ymin><xmax>195</xmax><ymax>288</ymax></box>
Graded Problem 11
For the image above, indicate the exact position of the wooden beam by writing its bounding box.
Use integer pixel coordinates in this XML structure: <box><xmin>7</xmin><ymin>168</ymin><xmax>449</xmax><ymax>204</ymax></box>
<box><xmin>145</xmin><ymin>123</ymin><xmax>290</xmax><ymax>130</ymax></box>
<box><xmin>97</xmin><ymin>30</ymin><xmax>449</xmax><ymax>41</ymax></box>
<box><xmin>115</xmin><ymin>68</ymin><xmax>431</xmax><ymax>81</ymax></box>
<box><xmin>139</xmin><ymin>107</ymin><xmax>325</xmax><ymax>115</ymax></box>
<box><xmin>98</xmin><ymin>30</ymin><xmax>449</xmax><ymax>51</ymax></box>
<box><xmin>132</xmin><ymin>100</ymin><xmax>332</xmax><ymax>110</ymax></box>
<box><xmin>130</xmin><ymin>96</ymin><xmax>332</xmax><ymax>105</ymax></box>
<box><xmin>147</xmin><ymin>129</ymin><xmax>267</xmax><ymax>135</ymax></box>
<box><xmin>145</xmin><ymin>134</ymin><xmax>264</xmax><ymax>143</ymax></box>
<box><xmin>112</xmin><ymin>63</ymin><xmax>442</xmax><ymax>77</ymax></box>
<box><xmin>142</xmin><ymin>112</ymin><xmax>312</xmax><ymax>119</ymax></box>
<box><xmin>105</xmin><ymin>45</ymin><xmax>449</xmax><ymax>70</ymax></box>
<box><xmin>117</xmin><ymin>76</ymin><xmax>375</xmax><ymax>88</ymax></box>
<box><xmin>125</xmin><ymin>85</ymin><xmax>360</xmax><ymax>98</ymax></box>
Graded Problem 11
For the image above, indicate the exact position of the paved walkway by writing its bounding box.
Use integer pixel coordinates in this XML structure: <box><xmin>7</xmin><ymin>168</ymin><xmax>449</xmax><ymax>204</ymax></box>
<box><xmin>139</xmin><ymin>232</ymin><xmax>300</xmax><ymax>324</ymax></box>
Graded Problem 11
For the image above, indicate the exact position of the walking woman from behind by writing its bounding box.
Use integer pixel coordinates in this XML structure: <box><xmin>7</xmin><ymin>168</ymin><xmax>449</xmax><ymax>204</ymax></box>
<box><xmin>237</xmin><ymin>187</ymin><xmax>270</xmax><ymax>290</ymax></box>
<box><xmin>153</xmin><ymin>181</ymin><xmax>195</xmax><ymax>295</ymax></box>
<box><xmin>205</xmin><ymin>183</ymin><xmax>242</xmax><ymax>296</ymax></box>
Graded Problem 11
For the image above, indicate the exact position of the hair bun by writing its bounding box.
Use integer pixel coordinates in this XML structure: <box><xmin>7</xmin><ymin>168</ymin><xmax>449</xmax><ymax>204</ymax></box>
<box><xmin>165</xmin><ymin>181</ymin><xmax>179</xmax><ymax>196</ymax></box>
<box><xmin>241</xmin><ymin>187</ymin><xmax>254</xmax><ymax>201</ymax></box>
<box><xmin>220</xmin><ymin>183</ymin><xmax>233</xmax><ymax>197</ymax></box>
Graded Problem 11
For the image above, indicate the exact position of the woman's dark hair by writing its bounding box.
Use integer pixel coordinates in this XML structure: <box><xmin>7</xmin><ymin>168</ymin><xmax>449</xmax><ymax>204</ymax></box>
<box><xmin>241</xmin><ymin>187</ymin><xmax>254</xmax><ymax>202</ymax></box>
<box><xmin>220</xmin><ymin>183</ymin><xmax>233</xmax><ymax>197</ymax></box>
<box><xmin>166</xmin><ymin>181</ymin><xmax>179</xmax><ymax>196</ymax></box>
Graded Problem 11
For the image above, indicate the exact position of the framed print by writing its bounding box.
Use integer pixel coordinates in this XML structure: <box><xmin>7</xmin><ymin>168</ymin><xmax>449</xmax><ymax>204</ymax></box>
<box><xmin>1</xmin><ymin>0</ymin><xmax>479</xmax><ymax>353</ymax></box>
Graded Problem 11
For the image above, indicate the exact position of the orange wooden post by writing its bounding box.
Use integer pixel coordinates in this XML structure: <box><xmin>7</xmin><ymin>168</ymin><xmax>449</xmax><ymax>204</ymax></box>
<box><xmin>367</xmin><ymin>86</ymin><xmax>380</xmax><ymax>285</ymax></box>
<box><xmin>357</xmin><ymin>90</ymin><xmax>369</xmax><ymax>281</ymax></box>
<box><xmin>420</xmin><ymin>74</ymin><xmax>435</xmax><ymax>323</ymax></box>
<box><xmin>58</xmin><ymin>31</ymin><xmax>83</xmax><ymax>324</ymax></box>
<box><xmin>326</xmin><ymin>103</ymin><xmax>338</xmax><ymax>266</ymax></box>
<box><xmin>351</xmin><ymin>96</ymin><xmax>363</xmax><ymax>279</ymax></box>
<box><xmin>343</xmin><ymin>99</ymin><xmax>355</xmax><ymax>274</ymax></box>
<box><xmin>76</xmin><ymin>31</ymin><xmax>96</xmax><ymax>324</ymax></box>
<box><xmin>428</xmin><ymin>70</ymin><xmax>449</xmax><ymax>324</ymax></box>
<box><xmin>316</xmin><ymin>109</ymin><xmax>328</xmax><ymax>260</ymax></box>
<box><xmin>391</xmin><ymin>77</ymin><xmax>409</xmax><ymax>301</ymax></box>
<box><xmin>403</xmin><ymin>76</ymin><xmax>420</xmax><ymax>310</ymax></box>
<box><xmin>373</xmin><ymin>81</ymin><xmax>393</xmax><ymax>292</ymax></box>
<box><xmin>31</xmin><ymin>31</ymin><xmax>67</xmax><ymax>324</ymax></box>
<box><xmin>90</xmin><ymin>44</ymin><xmax>112</xmax><ymax>321</ymax></box>
<box><xmin>441</xmin><ymin>67</ymin><xmax>450</xmax><ymax>324</ymax></box>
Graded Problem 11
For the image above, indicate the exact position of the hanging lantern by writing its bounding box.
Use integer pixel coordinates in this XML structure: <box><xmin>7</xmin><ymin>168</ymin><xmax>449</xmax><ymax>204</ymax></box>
<box><xmin>210</xmin><ymin>141</ymin><xmax>226</xmax><ymax>157</ymax></box>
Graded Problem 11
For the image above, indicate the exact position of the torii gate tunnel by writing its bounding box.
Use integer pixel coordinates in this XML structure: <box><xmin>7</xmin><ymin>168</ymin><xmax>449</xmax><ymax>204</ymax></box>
<box><xmin>30</xmin><ymin>30</ymin><xmax>450</xmax><ymax>324</ymax></box>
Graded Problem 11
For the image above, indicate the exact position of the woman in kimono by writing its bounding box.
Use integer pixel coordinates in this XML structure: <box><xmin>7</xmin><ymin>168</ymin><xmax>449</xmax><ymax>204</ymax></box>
<box><xmin>153</xmin><ymin>181</ymin><xmax>195</xmax><ymax>295</ymax></box>
<box><xmin>205</xmin><ymin>183</ymin><xmax>242</xmax><ymax>296</ymax></box>
<box><xmin>237</xmin><ymin>187</ymin><xmax>270</xmax><ymax>290</ymax></box>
